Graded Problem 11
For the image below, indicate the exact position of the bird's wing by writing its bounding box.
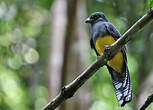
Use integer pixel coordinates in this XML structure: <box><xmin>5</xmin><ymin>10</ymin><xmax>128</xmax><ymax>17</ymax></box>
<box><xmin>90</xmin><ymin>38</ymin><xmax>100</xmax><ymax>56</ymax></box>
<box><xmin>105</xmin><ymin>22</ymin><xmax>127</xmax><ymax>62</ymax></box>
<box><xmin>90</xmin><ymin>38</ymin><xmax>94</xmax><ymax>49</ymax></box>
<box><xmin>105</xmin><ymin>22</ymin><xmax>121</xmax><ymax>40</ymax></box>
<box><xmin>105</xmin><ymin>22</ymin><xmax>132</xmax><ymax>106</ymax></box>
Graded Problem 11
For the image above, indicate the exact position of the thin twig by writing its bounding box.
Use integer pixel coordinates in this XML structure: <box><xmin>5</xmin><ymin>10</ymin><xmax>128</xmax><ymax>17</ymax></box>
<box><xmin>42</xmin><ymin>8</ymin><xmax>153</xmax><ymax>110</ymax></box>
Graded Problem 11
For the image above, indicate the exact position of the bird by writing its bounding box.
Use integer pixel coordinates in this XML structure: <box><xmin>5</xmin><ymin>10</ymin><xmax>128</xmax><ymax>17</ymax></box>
<box><xmin>85</xmin><ymin>12</ymin><xmax>132</xmax><ymax>106</ymax></box>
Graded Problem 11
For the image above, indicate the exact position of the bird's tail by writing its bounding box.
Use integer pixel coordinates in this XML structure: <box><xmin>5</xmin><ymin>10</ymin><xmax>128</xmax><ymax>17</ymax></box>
<box><xmin>107</xmin><ymin>63</ymin><xmax>132</xmax><ymax>106</ymax></box>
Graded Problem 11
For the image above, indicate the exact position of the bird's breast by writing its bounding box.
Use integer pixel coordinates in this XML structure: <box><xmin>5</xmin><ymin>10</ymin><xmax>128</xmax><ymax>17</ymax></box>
<box><xmin>95</xmin><ymin>35</ymin><xmax>123</xmax><ymax>73</ymax></box>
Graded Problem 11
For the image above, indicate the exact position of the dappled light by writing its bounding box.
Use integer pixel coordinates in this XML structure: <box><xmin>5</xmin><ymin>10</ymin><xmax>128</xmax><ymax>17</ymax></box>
<box><xmin>0</xmin><ymin>0</ymin><xmax>153</xmax><ymax>110</ymax></box>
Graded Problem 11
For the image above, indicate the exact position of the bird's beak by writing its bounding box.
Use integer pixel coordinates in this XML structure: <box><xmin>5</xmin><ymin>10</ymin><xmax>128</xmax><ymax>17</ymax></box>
<box><xmin>85</xmin><ymin>17</ymin><xmax>91</xmax><ymax>23</ymax></box>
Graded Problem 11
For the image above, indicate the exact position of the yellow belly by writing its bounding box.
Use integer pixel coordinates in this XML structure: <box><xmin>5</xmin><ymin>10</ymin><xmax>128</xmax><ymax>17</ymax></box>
<box><xmin>95</xmin><ymin>35</ymin><xmax>123</xmax><ymax>73</ymax></box>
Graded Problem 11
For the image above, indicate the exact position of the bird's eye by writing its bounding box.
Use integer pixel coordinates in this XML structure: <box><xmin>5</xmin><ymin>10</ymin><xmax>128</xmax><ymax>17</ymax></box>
<box><xmin>91</xmin><ymin>16</ymin><xmax>94</xmax><ymax>19</ymax></box>
<box><xmin>90</xmin><ymin>15</ymin><xmax>99</xmax><ymax>20</ymax></box>
<box><xmin>98</xmin><ymin>15</ymin><xmax>101</xmax><ymax>17</ymax></box>
<box><xmin>93</xmin><ymin>15</ymin><xmax>98</xmax><ymax>19</ymax></box>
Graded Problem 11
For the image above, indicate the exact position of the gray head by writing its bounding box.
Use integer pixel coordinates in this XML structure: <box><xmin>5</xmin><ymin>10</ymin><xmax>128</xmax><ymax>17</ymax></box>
<box><xmin>85</xmin><ymin>12</ymin><xmax>108</xmax><ymax>24</ymax></box>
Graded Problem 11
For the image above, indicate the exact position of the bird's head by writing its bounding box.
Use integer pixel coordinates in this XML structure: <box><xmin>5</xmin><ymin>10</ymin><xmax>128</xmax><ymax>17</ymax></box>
<box><xmin>85</xmin><ymin>12</ymin><xmax>108</xmax><ymax>24</ymax></box>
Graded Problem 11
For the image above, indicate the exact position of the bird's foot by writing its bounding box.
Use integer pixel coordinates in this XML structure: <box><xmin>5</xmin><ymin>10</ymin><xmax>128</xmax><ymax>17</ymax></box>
<box><xmin>104</xmin><ymin>45</ymin><xmax>112</xmax><ymax>60</ymax></box>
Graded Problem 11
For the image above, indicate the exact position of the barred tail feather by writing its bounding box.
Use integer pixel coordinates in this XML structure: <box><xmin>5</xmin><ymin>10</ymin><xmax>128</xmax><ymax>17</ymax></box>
<box><xmin>107</xmin><ymin>64</ymin><xmax>132</xmax><ymax>106</ymax></box>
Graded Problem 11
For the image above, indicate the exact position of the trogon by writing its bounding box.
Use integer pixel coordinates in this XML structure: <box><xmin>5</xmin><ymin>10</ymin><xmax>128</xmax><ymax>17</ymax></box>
<box><xmin>85</xmin><ymin>12</ymin><xmax>132</xmax><ymax>106</ymax></box>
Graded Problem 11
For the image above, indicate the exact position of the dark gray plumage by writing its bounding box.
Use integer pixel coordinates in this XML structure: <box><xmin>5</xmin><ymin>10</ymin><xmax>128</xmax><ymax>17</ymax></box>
<box><xmin>86</xmin><ymin>12</ymin><xmax>132</xmax><ymax>106</ymax></box>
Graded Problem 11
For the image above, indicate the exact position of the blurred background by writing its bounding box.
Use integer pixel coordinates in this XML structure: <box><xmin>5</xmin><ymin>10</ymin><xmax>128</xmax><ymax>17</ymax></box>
<box><xmin>0</xmin><ymin>0</ymin><xmax>153</xmax><ymax>110</ymax></box>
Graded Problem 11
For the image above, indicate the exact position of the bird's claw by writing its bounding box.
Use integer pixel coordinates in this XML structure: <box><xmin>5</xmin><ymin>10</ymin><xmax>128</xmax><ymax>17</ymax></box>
<box><xmin>104</xmin><ymin>45</ymin><xmax>112</xmax><ymax>60</ymax></box>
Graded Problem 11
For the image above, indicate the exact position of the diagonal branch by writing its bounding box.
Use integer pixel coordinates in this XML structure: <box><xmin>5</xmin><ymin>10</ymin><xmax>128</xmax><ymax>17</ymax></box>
<box><xmin>42</xmin><ymin>8</ymin><xmax>153</xmax><ymax>110</ymax></box>
<box><xmin>140</xmin><ymin>93</ymin><xmax>153</xmax><ymax>110</ymax></box>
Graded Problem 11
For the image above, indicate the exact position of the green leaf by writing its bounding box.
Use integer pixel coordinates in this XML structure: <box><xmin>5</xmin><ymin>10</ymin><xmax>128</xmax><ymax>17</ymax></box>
<box><xmin>7</xmin><ymin>55</ymin><xmax>22</xmax><ymax>70</ymax></box>
<box><xmin>24</xmin><ymin>48</ymin><xmax>39</xmax><ymax>64</ymax></box>
<box><xmin>148</xmin><ymin>0</ymin><xmax>153</xmax><ymax>7</ymax></box>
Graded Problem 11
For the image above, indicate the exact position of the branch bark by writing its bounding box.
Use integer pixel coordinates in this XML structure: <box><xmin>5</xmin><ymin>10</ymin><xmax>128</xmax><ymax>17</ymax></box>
<box><xmin>42</xmin><ymin>8</ymin><xmax>153</xmax><ymax>110</ymax></box>
<box><xmin>140</xmin><ymin>93</ymin><xmax>153</xmax><ymax>110</ymax></box>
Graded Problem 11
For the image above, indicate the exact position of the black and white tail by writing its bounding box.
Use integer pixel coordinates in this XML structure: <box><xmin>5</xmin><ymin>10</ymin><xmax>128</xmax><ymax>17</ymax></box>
<box><xmin>107</xmin><ymin>62</ymin><xmax>132</xmax><ymax>106</ymax></box>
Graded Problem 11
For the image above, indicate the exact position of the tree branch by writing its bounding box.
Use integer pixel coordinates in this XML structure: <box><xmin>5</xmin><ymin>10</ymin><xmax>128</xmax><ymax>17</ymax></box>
<box><xmin>140</xmin><ymin>93</ymin><xmax>153</xmax><ymax>110</ymax></box>
<box><xmin>42</xmin><ymin>8</ymin><xmax>153</xmax><ymax>110</ymax></box>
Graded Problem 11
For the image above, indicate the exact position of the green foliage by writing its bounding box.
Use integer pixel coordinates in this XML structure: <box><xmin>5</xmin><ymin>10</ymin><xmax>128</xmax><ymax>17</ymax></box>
<box><xmin>8</xmin><ymin>54</ymin><xmax>22</xmax><ymax>70</ymax></box>
<box><xmin>0</xmin><ymin>65</ymin><xmax>29</xmax><ymax>110</ymax></box>
<box><xmin>24</xmin><ymin>48</ymin><xmax>39</xmax><ymax>64</ymax></box>
<box><xmin>0</xmin><ymin>0</ymin><xmax>52</xmax><ymax>109</ymax></box>
<box><xmin>148</xmin><ymin>0</ymin><xmax>153</xmax><ymax>7</ymax></box>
